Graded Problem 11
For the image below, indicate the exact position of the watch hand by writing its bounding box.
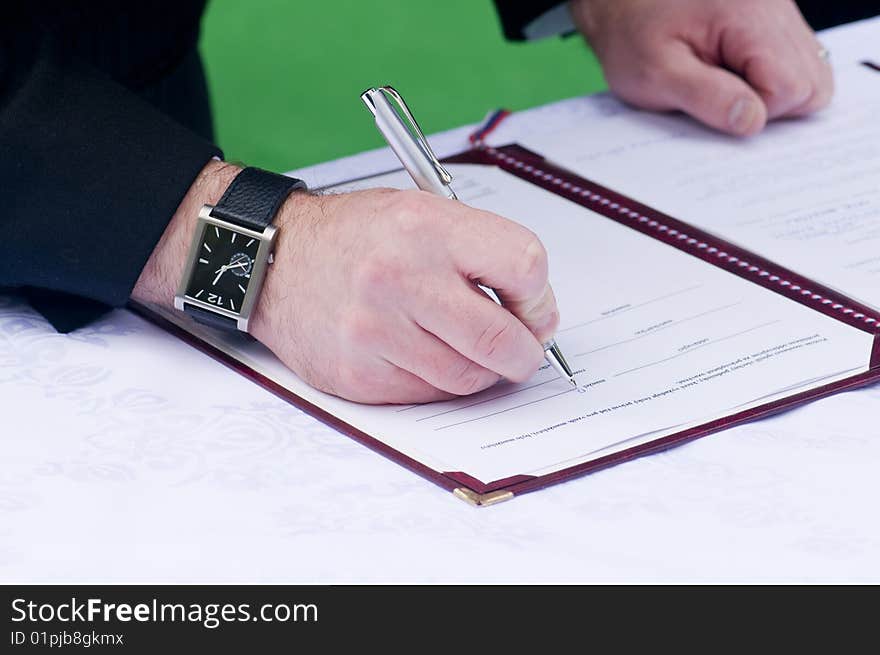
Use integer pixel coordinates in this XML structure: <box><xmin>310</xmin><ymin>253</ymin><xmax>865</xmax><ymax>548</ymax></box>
<box><xmin>212</xmin><ymin>260</ymin><xmax>249</xmax><ymax>285</ymax></box>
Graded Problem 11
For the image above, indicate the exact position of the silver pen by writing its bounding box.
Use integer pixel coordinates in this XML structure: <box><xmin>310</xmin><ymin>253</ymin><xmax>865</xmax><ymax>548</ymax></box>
<box><xmin>361</xmin><ymin>86</ymin><xmax>579</xmax><ymax>390</ymax></box>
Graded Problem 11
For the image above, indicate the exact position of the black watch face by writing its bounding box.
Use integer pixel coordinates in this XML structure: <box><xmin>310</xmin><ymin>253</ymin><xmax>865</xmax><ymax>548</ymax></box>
<box><xmin>185</xmin><ymin>223</ymin><xmax>261</xmax><ymax>314</ymax></box>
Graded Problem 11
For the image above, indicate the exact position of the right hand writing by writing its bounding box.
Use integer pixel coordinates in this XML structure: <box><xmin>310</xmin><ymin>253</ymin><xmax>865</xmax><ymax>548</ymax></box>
<box><xmin>134</xmin><ymin>161</ymin><xmax>561</xmax><ymax>404</ymax></box>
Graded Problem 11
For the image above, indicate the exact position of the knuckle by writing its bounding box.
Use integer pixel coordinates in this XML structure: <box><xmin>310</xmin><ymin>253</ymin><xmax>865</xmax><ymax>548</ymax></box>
<box><xmin>540</xmin><ymin>309</ymin><xmax>561</xmax><ymax>339</ymax></box>
<box><xmin>516</xmin><ymin>233</ymin><xmax>549</xmax><ymax>292</ymax></box>
<box><xmin>388</xmin><ymin>190</ymin><xmax>434</xmax><ymax>234</ymax></box>
<box><xmin>445</xmin><ymin>358</ymin><xmax>494</xmax><ymax>396</ymax></box>
<box><xmin>766</xmin><ymin>69</ymin><xmax>811</xmax><ymax>105</ymax></box>
<box><xmin>338</xmin><ymin>312</ymin><xmax>380</xmax><ymax>348</ymax></box>
<box><xmin>474</xmin><ymin>315</ymin><xmax>517</xmax><ymax>363</ymax></box>
<box><xmin>353</xmin><ymin>257</ymin><xmax>402</xmax><ymax>297</ymax></box>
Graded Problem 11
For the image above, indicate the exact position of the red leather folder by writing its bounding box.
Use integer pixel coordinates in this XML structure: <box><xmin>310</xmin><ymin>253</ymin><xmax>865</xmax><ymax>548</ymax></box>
<box><xmin>132</xmin><ymin>143</ymin><xmax>880</xmax><ymax>506</ymax></box>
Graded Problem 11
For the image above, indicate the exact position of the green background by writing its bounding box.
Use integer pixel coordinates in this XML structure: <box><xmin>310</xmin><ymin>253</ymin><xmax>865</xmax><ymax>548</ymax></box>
<box><xmin>200</xmin><ymin>0</ymin><xmax>606</xmax><ymax>172</ymax></box>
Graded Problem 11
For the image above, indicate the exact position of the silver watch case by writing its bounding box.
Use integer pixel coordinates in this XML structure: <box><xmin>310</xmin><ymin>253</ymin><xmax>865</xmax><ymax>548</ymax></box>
<box><xmin>173</xmin><ymin>204</ymin><xmax>278</xmax><ymax>332</ymax></box>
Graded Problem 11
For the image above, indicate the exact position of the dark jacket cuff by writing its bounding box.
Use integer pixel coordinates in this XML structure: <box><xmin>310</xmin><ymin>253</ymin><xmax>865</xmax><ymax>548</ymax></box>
<box><xmin>492</xmin><ymin>0</ymin><xmax>568</xmax><ymax>41</ymax></box>
<box><xmin>0</xmin><ymin>48</ymin><xmax>221</xmax><ymax>332</ymax></box>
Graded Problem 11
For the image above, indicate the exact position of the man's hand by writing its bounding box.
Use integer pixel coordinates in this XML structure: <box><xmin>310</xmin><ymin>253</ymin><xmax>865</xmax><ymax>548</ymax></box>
<box><xmin>570</xmin><ymin>0</ymin><xmax>833</xmax><ymax>136</ymax></box>
<box><xmin>133</xmin><ymin>161</ymin><xmax>560</xmax><ymax>404</ymax></box>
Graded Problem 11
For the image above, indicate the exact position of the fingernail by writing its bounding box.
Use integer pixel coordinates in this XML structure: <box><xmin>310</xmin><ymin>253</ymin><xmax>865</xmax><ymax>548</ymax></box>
<box><xmin>728</xmin><ymin>97</ymin><xmax>756</xmax><ymax>134</ymax></box>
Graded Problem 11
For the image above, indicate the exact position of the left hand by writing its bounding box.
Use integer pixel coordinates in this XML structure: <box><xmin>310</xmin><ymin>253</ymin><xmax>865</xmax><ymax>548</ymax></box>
<box><xmin>569</xmin><ymin>0</ymin><xmax>833</xmax><ymax>136</ymax></box>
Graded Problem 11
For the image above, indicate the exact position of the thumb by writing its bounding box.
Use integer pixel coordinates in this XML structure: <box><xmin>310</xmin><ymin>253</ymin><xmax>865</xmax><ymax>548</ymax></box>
<box><xmin>654</xmin><ymin>45</ymin><xmax>768</xmax><ymax>136</ymax></box>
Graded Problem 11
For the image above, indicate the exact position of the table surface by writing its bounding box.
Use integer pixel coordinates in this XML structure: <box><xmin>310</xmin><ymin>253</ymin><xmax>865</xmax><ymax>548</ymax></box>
<box><xmin>4</xmin><ymin>18</ymin><xmax>879</xmax><ymax>584</ymax></box>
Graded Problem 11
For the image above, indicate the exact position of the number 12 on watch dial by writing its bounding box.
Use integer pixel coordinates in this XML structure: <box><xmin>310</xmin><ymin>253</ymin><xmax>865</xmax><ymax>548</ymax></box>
<box><xmin>185</xmin><ymin>224</ymin><xmax>259</xmax><ymax>314</ymax></box>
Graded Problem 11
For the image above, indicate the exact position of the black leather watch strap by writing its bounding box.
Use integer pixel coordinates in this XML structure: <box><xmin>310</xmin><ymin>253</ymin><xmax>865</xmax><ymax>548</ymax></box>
<box><xmin>185</xmin><ymin>304</ymin><xmax>238</xmax><ymax>331</ymax></box>
<box><xmin>209</xmin><ymin>166</ymin><xmax>307</xmax><ymax>231</ymax></box>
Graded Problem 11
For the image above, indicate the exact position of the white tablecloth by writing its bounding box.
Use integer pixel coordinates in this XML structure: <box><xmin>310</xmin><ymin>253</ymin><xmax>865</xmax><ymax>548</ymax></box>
<box><xmin>4</xmin><ymin>18</ymin><xmax>879</xmax><ymax>583</ymax></box>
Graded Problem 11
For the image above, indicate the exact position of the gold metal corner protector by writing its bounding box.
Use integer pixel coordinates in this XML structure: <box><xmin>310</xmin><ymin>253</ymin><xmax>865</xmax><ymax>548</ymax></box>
<box><xmin>453</xmin><ymin>487</ymin><xmax>514</xmax><ymax>507</ymax></box>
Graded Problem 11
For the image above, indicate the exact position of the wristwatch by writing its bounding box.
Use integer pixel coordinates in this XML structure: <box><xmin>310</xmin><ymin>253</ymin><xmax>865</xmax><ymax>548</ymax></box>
<box><xmin>174</xmin><ymin>167</ymin><xmax>306</xmax><ymax>332</ymax></box>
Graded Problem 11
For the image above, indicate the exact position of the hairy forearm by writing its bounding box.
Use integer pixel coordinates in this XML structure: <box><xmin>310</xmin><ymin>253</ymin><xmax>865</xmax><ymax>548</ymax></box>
<box><xmin>131</xmin><ymin>160</ymin><xmax>241</xmax><ymax>307</ymax></box>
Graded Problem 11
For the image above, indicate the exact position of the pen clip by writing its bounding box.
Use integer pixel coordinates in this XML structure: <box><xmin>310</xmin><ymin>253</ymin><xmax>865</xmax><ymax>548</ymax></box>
<box><xmin>362</xmin><ymin>86</ymin><xmax>453</xmax><ymax>186</ymax></box>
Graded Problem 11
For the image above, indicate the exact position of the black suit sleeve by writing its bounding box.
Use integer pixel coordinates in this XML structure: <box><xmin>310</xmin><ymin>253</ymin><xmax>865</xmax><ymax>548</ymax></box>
<box><xmin>491</xmin><ymin>0</ymin><xmax>877</xmax><ymax>40</ymax></box>
<box><xmin>795</xmin><ymin>1</ymin><xmax>878</xmax><ymax>30</ymax></box>
<box><xmin>491</xmin><ymin>1</ymin><xmax>567</xmax><ymax>41</ymax></box>
<box><xmin>0</xmin><ymin>34</ymin><xmax>221</xmax><ymax>332</ymax></box>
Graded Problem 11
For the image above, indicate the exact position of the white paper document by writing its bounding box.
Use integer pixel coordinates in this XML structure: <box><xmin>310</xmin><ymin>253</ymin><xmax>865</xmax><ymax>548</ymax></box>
<box><xmin>149</xmin><ymin>164</ymin><xmax>874</xmax><ymax>484</ymax></box>
<box><xmin>519</xmin><ymin>61</ymin><xmax>880</xmax><ymax>311</ymax></box>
